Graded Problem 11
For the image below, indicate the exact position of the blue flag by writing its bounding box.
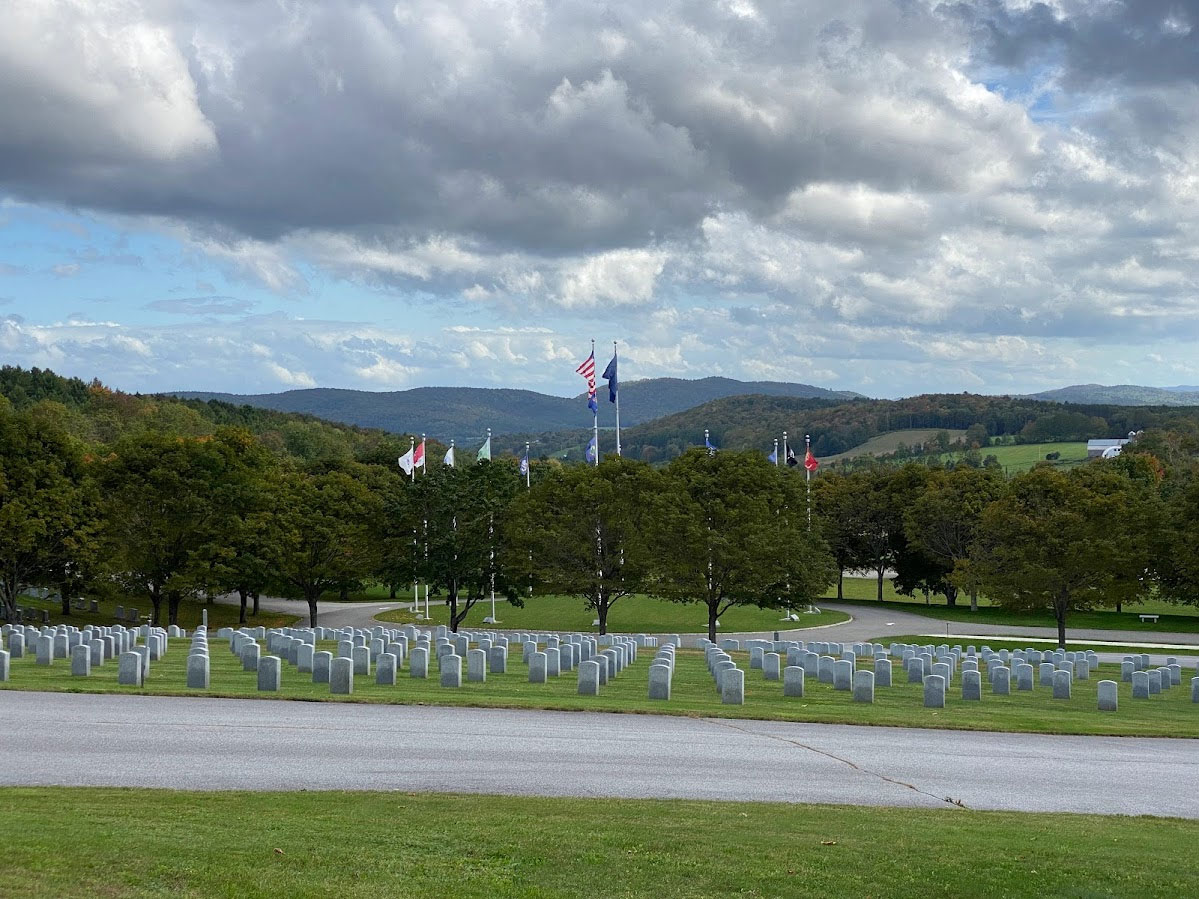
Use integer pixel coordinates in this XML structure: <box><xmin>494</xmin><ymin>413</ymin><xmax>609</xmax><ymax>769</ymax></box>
<box><xmin>585</xmin><ymin>436</ymin><xmax>597</xmax><ymax>464</ymax></box>
<box><xmin>704</xmin><ymin>434</ymin><xmax>717</xmax><ymax>455</ymax></box>
<box><xmin>602</xmin><ymin>352</ymin><xmax>618</xmax><ymax>403</ymax></box>
<box><xmin>519</xmin><ymin>451</ymin><xmax>529</xmax><ymax>477</ymax></box>
<box><xmin>767</xmin><ymin>447</ymin><xmax>777</xmax><ymax>464</ymax></box>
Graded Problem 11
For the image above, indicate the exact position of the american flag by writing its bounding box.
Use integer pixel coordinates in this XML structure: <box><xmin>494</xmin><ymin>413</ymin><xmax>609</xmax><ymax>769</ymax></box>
<box><xmin>576</xmin><ymin>350</ymin><xmax>598</xmax><ymax>413</ymax></box>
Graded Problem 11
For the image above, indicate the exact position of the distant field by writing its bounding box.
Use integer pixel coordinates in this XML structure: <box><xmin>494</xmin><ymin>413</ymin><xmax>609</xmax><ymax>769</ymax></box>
<box><xmin>935</xmin><ymin>441</ymin><xmax>1089</xmax><ymax>472</ymax></box>
<box><xmin>823</xmin><ymin>429</ymin><xmax>967</xmax><ymax>463</ymax></box>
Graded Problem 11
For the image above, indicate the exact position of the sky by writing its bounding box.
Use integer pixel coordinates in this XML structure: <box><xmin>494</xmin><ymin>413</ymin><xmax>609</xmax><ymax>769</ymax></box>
<box><xmin>2</xmin><ymin>0</ymin><xmax>1198</xmax><ymax>399</ymax></box>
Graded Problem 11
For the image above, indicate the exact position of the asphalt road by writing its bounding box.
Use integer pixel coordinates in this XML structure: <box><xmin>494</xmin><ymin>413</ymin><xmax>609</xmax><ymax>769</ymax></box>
<box><xmin>3</xmin><ymin>692</ymin><xmax>1196</xmax><ymax>818</ymax></box>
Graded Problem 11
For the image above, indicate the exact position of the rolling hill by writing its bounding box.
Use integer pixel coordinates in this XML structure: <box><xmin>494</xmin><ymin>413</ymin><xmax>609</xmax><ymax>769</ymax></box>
<box><xmin>1028</xmin><ymin>384</ymin><xmax>1199</xmax><ymax>406</ymax></box>
<box><xmin>170</xmin><ymin>378</ymin><xmax>862</xmax><ymax>439</ymax></box>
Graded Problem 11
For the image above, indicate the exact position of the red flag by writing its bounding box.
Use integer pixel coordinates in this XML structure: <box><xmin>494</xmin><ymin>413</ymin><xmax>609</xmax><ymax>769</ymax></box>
<box><xmin>414</xmin><ymin>439</ymin><xmax>426</xmax><ymax>469</ymax></box>
<box><xmin>804</xmin><ymin>448</ymin><xmax>819</xmax><ymax>472</ymax></box>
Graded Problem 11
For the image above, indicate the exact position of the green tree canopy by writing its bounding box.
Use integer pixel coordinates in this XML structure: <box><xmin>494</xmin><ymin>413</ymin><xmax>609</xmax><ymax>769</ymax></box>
<box><xmin>0</xmin><ymin>400</ymin><xmax>95</xmax><ymax>621</ymax></box>
<box><xmin>648</xmin><ymin>449</ymin><xmax>836</xmax><ymax>642</ymax></box>
<box><xmin>505</xmin><ymin>456</ymin><xmax>660</xmax><ymax>634</ymax></box>
<box><xmin>267</xmin><ymin>464</ymin><xmax>382</xmax><ymax>627</ymax></box>
<box><xmin>963</xmin><ymin>464</ymin><xmax>1160</xmax><ymax>646</ymax></box>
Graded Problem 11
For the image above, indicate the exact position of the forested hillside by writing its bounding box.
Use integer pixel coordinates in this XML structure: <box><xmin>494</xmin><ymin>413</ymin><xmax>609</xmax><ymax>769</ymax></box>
<box><xmin>500</xmin><ymin>392</ymin><xmax>1199</xmax><ymax>462</ymax></box>
<box><xmin>0</xmin><ymin>366</ymin><xmax>425</xmax><ymax>464</ymax></box>
<box><xmin>1029</xmin><ymin>384</ymin><xmax>1199</xmax><ymax>406</ymax></box>
<box><xmin>172</xmin><ymin>376</ymin><xmax>860</xmax><ymax>438</ymax></box>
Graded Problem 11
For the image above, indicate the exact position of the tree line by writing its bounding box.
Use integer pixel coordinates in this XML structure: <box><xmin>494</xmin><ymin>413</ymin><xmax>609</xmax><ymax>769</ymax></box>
<box><xmin>3</xmin><ymin>392</ymin><xmax>1198</xmax><ymax>644</ymax></box>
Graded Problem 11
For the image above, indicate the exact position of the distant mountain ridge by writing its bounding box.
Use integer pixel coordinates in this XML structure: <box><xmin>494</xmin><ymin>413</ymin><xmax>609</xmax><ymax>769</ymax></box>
<box><xmin>170</xmin><ymin>377</ymin><xmax>863</xmax><ymax>439</ymax></box>
<box><xmin>1027</xmin><ymin>384</ymin><xmax>1199</xmax><ymax>406</ymax></box>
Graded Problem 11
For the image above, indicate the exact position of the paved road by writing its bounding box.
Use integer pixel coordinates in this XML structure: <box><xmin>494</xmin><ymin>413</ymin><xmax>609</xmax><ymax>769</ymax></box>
<box><xmin>2</xmin><ymin>692</ymin><xmax>1196</xmax><ymax>818</ymax></box>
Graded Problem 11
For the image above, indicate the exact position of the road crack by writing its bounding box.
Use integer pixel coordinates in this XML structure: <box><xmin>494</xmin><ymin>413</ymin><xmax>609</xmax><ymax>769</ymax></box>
<box><xmin>704</xmin><ymin>718</ymin><xmax>967</xmax><ymax>809</ymax></box>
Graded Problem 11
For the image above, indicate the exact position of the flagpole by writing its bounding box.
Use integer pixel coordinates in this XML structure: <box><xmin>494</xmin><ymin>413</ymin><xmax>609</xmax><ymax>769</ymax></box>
<box><xmin>773</xmin><ymin>437</ymin><xmax>779</xmax><ymax>467</ymax></box>
<box><xmin>783</xmin><ymin>431</ymin><xmax>788</xmax><ymax>467</ymax></box>
<box><xmin>525</xmin><ymin>441</ymin><xmax>531</xmax><ymax>488</ymax></box>
<box><xmin>409</xmin><ymin>436</ymin><xmax>415</xmax><ymax>483</ymax></box>
<box><xmin>591</xmin><ymin>338</ymin><xmax>599</xmax><ymax>466</ymax></box>
<box><xmin>613</xmin><ymin>340</ymin><xmax>621</xmax><ymax>457</ymax></box>
<box><xmin>420</xmin><ymin>433</ymin><xmax>425</xmax><ymax>476</ymax></box>
<box><xmin>805</xmin><ymin>433</ymin><xmax>812</xmax><ymax>532</ymax></box>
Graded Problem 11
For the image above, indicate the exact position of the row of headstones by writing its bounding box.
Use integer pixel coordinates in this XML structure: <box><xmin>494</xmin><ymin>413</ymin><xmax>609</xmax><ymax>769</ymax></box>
<box><xmin>113</xmin><ymin>628</ymin><xmax>181</xmax><ymax>686</ymax></box>
<box><xmin>215</xmin><ymin>624</ymin><xmax>642</xmax><ymax>696</ymax></box>
<box><xmin>702</xmin><ymin>638</ymin><xmax>1199</xmax><ymax>709</ymax></box>
<box><xmin>0</xmin><ymin>622</ymin><xmax>181</xmax><ymax>681</ymax></box>
<box><xmin>703</xmin><ymin>644</ymin><xmax>749</xmax><ymax>704</ymax></box>
<box><xmin>647</xmin><ymin>645</ymin><xmax>676</xmax><ymax>700</ymax></box>
<box><xmin>0</xmin><ymin>622</ymin><xmax>184</xmax><ymax>660</ymax></box>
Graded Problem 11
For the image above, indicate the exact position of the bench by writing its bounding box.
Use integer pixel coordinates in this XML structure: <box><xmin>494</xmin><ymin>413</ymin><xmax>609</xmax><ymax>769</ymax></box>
<box><xmin>1139</xmin><ymin>614</ymin><xmax>1159</xmax><ymax>624</ymax></box>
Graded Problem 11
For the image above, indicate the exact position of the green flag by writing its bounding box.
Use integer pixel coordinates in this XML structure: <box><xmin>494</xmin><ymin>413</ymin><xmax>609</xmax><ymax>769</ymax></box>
<box><xmin>477</xmin><ymin>436</ymin><xmax>491</xmax><ymax>462</ymax></box>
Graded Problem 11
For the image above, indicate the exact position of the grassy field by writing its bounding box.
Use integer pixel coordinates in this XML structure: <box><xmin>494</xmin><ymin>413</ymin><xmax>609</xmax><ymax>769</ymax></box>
<box><xmin>3</xmin><ymin>636</ymin><xmax>1196</xmax><ymax>738</ymax></box>
<box><xmin>932</xmin><ymin>441</ymin><xmax>1089</xmax><ymax>472</ymax></box>
<box><xmin>12</xmin><ymin>594</ymin><xmax>300</xmax><ymax>630</ymax></box>
<box><xmin>879</xmin><ymin>634</ymin><xmax>1199</xmax><ymax>657</ymax></box>
<box><xmin>1</xmin><ymin>788</ymin><xmax>1195</xmax><ymax>898</ymax></box>
<box><xmin>377</xmin><ymin>594</ymin><xmax>849</xmax><ymax>633</ymax></box>
<box><xmin>823</xmin><ymin>428</ymin><xmax>967</xmax><ymax>464</ymax></box>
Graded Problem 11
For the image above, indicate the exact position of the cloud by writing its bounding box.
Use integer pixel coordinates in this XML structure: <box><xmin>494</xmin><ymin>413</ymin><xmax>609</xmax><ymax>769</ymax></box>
<box><xmin>0</xmin><ymin>1</ymin><xmax>1198</xmax><ymax>398</ymax></box>
<box><xmin>145</xmin><ymin>296</ymin><xmax>254</xmax><ymax>316</ymax></box>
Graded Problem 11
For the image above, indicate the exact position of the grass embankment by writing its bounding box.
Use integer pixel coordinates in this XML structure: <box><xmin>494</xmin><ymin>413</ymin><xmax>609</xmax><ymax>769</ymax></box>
<box><xmin>3</xmin><ymin>639</ymin><xmax>1195</xmax><ymax>738</ymax></box>
<box><xmin>1</xmin><ymin>788</ymin><xmax>1194</xmax><ymax>898</ymax></box>
<box><xmin>878</xmin><ymin>635</ymin><xmax>1199</xmax><ymax>657</ymax></box>
<box><xmin>14</xmin><ymin>594</ymin><xmax>300</xmax><ymax>630</ymax></box>
<box><xmin>376</xmin><ymin>594</ymin><xmax>849</xmax><ymax>633</ymax></box>
<box><xmin>831</xmin><ymin>577</ymin><xmax>1199</xmax><ymax>633</ymax></box>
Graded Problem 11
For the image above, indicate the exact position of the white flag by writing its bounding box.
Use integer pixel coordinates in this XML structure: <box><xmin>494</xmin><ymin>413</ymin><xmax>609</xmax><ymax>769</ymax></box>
<box><xmin>398</xmin><ymin>448</ymin><xmax>415</xmax><ymax>475</ymax></box>
<box><xmin>443</xmin><ymin>446</ymin><xmax>455</xmax><ymax>467</ymax></box>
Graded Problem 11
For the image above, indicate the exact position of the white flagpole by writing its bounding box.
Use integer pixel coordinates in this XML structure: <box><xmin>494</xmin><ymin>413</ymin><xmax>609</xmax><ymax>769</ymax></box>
<box><xmin>783</xmin><ymin>431</ymin><xmax>789</xmax><ymax>467</ymax></box>
<box><xmin>525</xmin><ymin>441</ymin><xmax>531</xmax><ymax>488</ymax></box>
<box><xmin>591</xmin><ymin>338</ymin><xmax>599</xmax><ymax>466</ymax></box>
<box><xmin>408</xmin><ymin>436</ymin><xmax>415</xmax><ymax>482</ymax></box>
<box><xmin>613</xmin><ymin>340</ymin><xmax>621</xmax><ymax>457</ymax></box>
<box><xmin>806</xmin><ymin>433</ymin><xmax>812</xmax><ymax>532</ymax></box>
<box><xmin>420</xmin><ymin>433</ymin><xmax>426</xmax><ymax>475</ymax></box>
<box><xmin>773</xmin><ymin>437</ymin><xmax>779</xmax><ymax>467</ymax></box>
<box><xmin>449</xmin><ymin>438</ymin><xmax>455</xmax><ymax>467</ymax></box>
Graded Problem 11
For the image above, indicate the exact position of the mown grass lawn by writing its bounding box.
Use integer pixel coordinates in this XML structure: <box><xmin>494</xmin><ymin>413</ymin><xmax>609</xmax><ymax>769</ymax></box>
<box><xmin>377</xmin><ymin>593</ymin><xmax>849</xmax><ymax>634</ymax></box>
<box><xmin>3</xmin><ymin>637</ymin><xmax>1196</xmax><ymax>738</ymax></box>
<box><xmin>832</xmin><ymin>577</ymin><xmax>1199</xmax><ymax>633</ymax></box>
<box><xmin>13</xmin><ymin>594</ymin><xmax>300</xmax><ymax>630</ymax></box>
<box><xmin>1</xmin><ymin>787</ymin><xmax>1195</xmax><ymax>898</ymax></box>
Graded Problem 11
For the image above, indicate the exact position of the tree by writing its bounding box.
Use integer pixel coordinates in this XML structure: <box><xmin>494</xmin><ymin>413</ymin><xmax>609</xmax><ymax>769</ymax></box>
<box><xmin>0</xmin><ymin>400</ymin><xmax>94</xmax><ymax>622</ymax></box>
<box><xmin>963</xmin><ymin>464</ymin><xmax>1157</xmax><ymax>647</ymax></box>
<box><xmin>506</xmin><ymin>456</ymin><xmax>659</xmax><ymax>635</ymax></box>
<box><xmin>200</xmin><ymin>429</ymin><xmax>281</xmax><ymax>625</ymax></box>
<box><xmin>904</xmin><ymin>467</ymin><xmax>1004</xmax><ymax>612</ymax></box>
<box><xmin>1157</xmin><ymin>468</ymin><xmax>1199</xmax><ymax>609</ymax></box>
<box><xmin>648</xmin><ymin>450</ymin><xmax>836</xmax><ymax>643</ymax></box>
<box><xmin>812</xmin><ymin>473</ymin><xmax>862</xmax><ymax>600</ymax></box>
<box><xmin>418</xmin><ymin>460</ymin><xmax>522</xmax><ymax>632</ymax></box>
<box><xmin>268</xmin><ymin>465</ymin><xmax>381</xmax><ymax>627</ymax></box>
<box><xmin>96</xmin><ymin>431</ymin><xmax>241</xmax><ymax>626</ymax></box>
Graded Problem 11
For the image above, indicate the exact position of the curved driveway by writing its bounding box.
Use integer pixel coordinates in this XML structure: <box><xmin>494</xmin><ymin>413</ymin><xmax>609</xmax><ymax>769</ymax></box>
<box><xmin>1</xmin><ymin>691</ymin><xmax>1195</xmax><ymax>818</ymax></box>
